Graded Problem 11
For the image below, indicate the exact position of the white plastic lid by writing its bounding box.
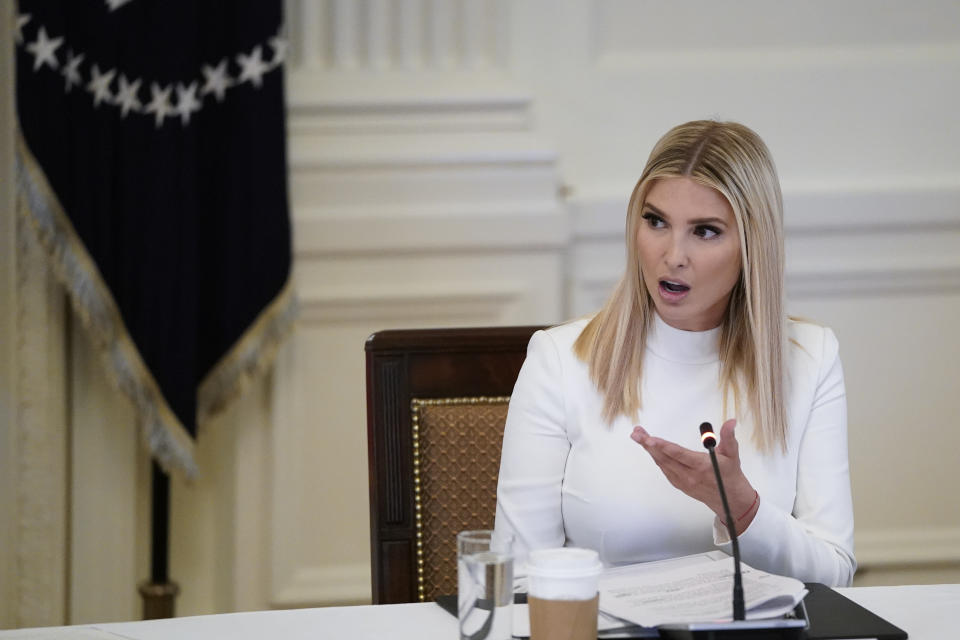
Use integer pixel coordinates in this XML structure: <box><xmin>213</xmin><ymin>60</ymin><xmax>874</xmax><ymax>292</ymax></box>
<box><xmin>528</xmin><ymin>548</ymin><xmax>602</xmax><ymax>578</ymax></box>
<box><xmin>527</xmin><ymin>548</ymin><xmax>602</xmax><ymax>600</ymax></box>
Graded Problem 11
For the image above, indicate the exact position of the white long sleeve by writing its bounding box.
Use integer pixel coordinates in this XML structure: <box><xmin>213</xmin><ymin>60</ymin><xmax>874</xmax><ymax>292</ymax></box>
<box><xmin>494</xmin><ymin>314</ymin><xmax>856</xmax><ymax>586</ymax></box>
<box><xmin>494</xmin><ymin>329</ymin><xmax>569</xmax><ymax>558</ymax></box>
<box><xmin>714</xmin><ymin>327</ymin><xmax>856</xmax><ymax>585</ymax></box>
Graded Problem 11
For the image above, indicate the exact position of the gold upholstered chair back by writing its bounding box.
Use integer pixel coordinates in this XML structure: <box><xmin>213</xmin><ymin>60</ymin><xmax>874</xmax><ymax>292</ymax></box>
<box><xmin>413</xmin><ymin>398</ymin><xmax>509</xmax><ymax>601</ymax></box>
<box><xmin>365</xmin><ymin>326</ymin><xmax>543</xmax><ymax>604</ymax></box>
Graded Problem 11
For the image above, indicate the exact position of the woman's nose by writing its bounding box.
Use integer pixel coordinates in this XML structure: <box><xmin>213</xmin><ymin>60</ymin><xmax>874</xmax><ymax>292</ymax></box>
<box><xmin>665</xmin><ymin>235</ymin><xmax>688</xmax><ymax>268</ymax></box>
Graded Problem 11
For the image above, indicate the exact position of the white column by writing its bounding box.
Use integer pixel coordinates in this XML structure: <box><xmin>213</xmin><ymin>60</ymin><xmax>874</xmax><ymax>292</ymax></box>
<box><xmin>490</xmin><ymin>0</ymin><xmax>507</xmax><ymax>68</ymax></box>
<box><xmin>460</xmin><ymin>0</ymin><xmax>489</xmax><ymax>69</ymax></box>
<box><xmin>285</xmin><ymin>0</ymin><xmax>508</xmax><ymax>73</ymax></box>
<box><xmin>428</xmin><ymin>0</ymin><xmax>456</xmax><ymax>68</ymax></box>
<box><xmin>398</xmin><ymin>0</ymin><xmax>425</xmax><ymax>69</ymax></box>
<box><xmin>69</xmin><ymin>331</ymin><xmax>140</xmax><ymax>624</ymax></box>
<box><xmin>331</xmin><ymin>0</ymin><xmax>361</xmax><ymax>69</ymax></box>
<box><xmin>367</xmin><ymin>0</ymin><xmax>393</xmax><ymax>69</ymax></box>
<box><xmin>295</xmin><ymin>0</ymin><xmax>329</xmax><ymax>69</ymax></box>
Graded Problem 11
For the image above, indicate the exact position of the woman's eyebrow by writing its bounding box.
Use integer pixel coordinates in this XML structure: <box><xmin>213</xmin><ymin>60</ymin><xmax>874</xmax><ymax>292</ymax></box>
<box><xmin>643</xmin><ymin>202</ymin><xmax>668</xmax><ymax>217</ymax></box>
<box><xmin>644</xmin><ymin>202</ymin><xmax>728</xmax><ymax>228</ymax></box>
<box><xmin>688</xmin><ymin>216</ymin><xmax>729</xmax><ymax>226</ymax></box>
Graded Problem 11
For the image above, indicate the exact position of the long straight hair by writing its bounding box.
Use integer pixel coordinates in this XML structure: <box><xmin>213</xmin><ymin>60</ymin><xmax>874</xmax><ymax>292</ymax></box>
<box><xmin>573</xmin><ymin>120</ymin><xmax>788</xmax><ymax>453</ymax></box>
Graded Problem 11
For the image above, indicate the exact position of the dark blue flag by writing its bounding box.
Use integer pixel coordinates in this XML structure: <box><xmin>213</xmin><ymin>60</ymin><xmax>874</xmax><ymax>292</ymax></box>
<box><xmin>15</xmin><ymin>0</ymin><xmax>296</xmax><ymax>476</ymax></box>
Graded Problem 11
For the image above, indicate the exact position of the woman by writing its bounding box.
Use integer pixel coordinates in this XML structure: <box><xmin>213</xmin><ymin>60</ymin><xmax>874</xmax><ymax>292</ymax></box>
<box><xmin>494</xmin><ymin>120</ymin><xmax>855</xmax><ymax>587</ymax></box>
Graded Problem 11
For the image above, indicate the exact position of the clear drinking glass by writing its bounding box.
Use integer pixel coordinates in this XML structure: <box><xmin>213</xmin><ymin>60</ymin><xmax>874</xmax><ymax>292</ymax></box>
<box><xmin>457</xmin><ymin>529</ymin><xmax>514</xmax><ymax>640</ymax></box>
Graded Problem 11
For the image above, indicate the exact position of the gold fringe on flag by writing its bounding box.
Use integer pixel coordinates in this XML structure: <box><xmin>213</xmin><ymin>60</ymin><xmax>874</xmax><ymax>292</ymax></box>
<box><xmin>198</xmin><ymin>277</ymin><xmax>298</xmax><ymax>425</ymax></box>
<box><xmin>15</xmin><ymin>129</ymin><xmax>298</xmax><ymax>478</ymax></box>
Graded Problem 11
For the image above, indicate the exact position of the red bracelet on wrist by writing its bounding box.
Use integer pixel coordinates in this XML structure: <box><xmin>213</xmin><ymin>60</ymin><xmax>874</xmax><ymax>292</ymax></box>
<box><xmin>720</xmin><ymin>490</ymin><xmax>759</xmax><ymax>526</ymax></box>
<box><xmin>736</xmin><ymin>490</ymin><xmax>760</xmax><ymax>522</ymax></box>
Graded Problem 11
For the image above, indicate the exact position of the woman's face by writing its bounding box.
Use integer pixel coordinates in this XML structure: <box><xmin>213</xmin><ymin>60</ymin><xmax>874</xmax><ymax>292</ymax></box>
<box><xmin>637</xmin><ymin>177</ymin><xmax>742</xmax><ymax>331</ymax></box>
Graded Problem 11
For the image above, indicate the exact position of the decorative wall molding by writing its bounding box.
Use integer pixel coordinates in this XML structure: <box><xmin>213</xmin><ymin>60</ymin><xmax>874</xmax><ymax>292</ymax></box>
<box><xmin>286</xmin><ymin>72</ymin><xmax>532</xmax><ymax>134</ymax></box>
<box><xmin>568</xmin><ymin>185</ymin><xmax>960</xmax><ymax>301</ymax></box>
<box><xmin>286</xmin><ymin>132</ymin><xmax>559</xmax><ymax>214</ymax></box>
<box><xmin>596</xmin><ymin>43</ymin><xmax>960</xmax><ymax>72</ymax></box>
<box><xmin>293</xmin><ymin>206</ymin><xmax>569</xmax><ymax>255</ymax></box>
<box><xmin>289</xmin><ymin>132</ymin><xmax>556</xmax><ymax>169</ymax></box>
<box><xmin>572</xmin><ymin>263</ymin><xmax>960</xmax><ymax>307</ymax></box>
<box><xmin>283</xmin><ymin>0</ymin><xmax>523</xmax><ymax>135</ymax></box>
<box><xmin>856</xmin><ymin>527</ymin><xmax>960</xmax><ymax>567</ymax></box>
<box><xmin>286</xmin><ymin>0</ymin><xmax>507</xmax><ymax>71</ymax></box>
<box><xmin>570</xmin><ymin>184</ymin><xmax>960</xmax><ymax>237</ymax></box>
<box><xmin>299</xmin><ymin>282</ymin><xmax>528</xmax><ymax>324</ymax></box>
<box><xmin>781</xmin><ymin>183</ymin><xmax>960</xmax><ymax>234</ymax></box>
<box><xmin>271</xmin><ymin>563</ymin><xmax>371</xmax><ymax>607</ymax></box>
<box><xmin>570</xmin><ymin>276</ymin><xmax>621</xmax><ymax>318</ymax></box>
<box><xmin>591</xmin><ymin>0</ymin><xmax>960</xmax><ymax>70</ymax></box>
<box><xmin>786</xmin><ymin>265</ymin><xmax>960</xmax><ymax>299</ymax></box>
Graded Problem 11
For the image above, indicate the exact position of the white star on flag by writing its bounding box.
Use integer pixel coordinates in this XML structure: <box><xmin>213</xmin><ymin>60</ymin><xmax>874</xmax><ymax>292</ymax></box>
<box><xmin>175</xmin><ymin>82</ymin><xmax>202</xmax><ymax>126</ymax></box>
<box><xmin>15</xmin><ymin>13</ymin><xmax>31</xmax><ymax>45</ymax></box>
<box><xmin>114</xmin><ymin>75</ymin><xmax>143</xmax><ymax>118</ymax></box>
<box><xmin>61</xmin><ymin>50</ymin><xmax>85</xmax><ymax>92</ymax></box>
<box><xmin>268</xmin><ymin>33</ymin><xmax>288</xmax><ymax>68</ymax></box>
<box><xmin>201</xmin><ymin>59</ymin><xmax>233</xmax><ymax>102</ymax></box>
<box><xmin>237</xmin><ymin>46</ymin><xmax>268</xmax><ymax>88</ymax></box>
<box><xmin>87</xmin><ymin>65</ymin><xmax>116</xmax><ymax>107</ymax></box>
<box><xmin>144</xmin><ymin>83</ymin><xmax>174</xmax><ymax>128</ymax></box>
<box><xmin>26</xmin><ymin>26</ymin><xmax>63</xmax><ymax>72</ymax></box>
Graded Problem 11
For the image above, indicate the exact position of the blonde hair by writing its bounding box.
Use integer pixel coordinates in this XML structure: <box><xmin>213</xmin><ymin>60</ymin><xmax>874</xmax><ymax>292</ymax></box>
<box><xmin>573</xmin><ymin>120</ymin><xmax>787</xmax><ymax>453</ymax></box>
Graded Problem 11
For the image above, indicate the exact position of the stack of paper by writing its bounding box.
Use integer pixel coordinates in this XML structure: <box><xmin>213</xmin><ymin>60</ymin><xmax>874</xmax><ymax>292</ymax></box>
<box><xmin>598</xmin><ymin>551</ymin><xmax>807</xmax><ymax>627</ymax></box>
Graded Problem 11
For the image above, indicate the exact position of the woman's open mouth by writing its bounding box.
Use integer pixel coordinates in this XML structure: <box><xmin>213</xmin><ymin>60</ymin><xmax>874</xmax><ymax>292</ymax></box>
<box><xmin>658</xmin><ymin>279</ymin><xmax>690</xmax><ymax>301</ymax></box>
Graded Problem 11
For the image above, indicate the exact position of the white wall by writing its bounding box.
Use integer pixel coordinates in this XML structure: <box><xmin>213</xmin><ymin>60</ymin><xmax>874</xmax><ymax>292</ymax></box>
<box><xmin>170</xmin><ymin>0</ymin><xmax>960</xmax><ymax>608</ymax></box>
<box><xmin>2</xmin><ymin>0</ymin><xmax>959</xmax><ymax>626</ymax></box>
<box><xmin>532</xmin><ymin>0</ymin><xmax>960</xmax><ymax>584</ymax></box>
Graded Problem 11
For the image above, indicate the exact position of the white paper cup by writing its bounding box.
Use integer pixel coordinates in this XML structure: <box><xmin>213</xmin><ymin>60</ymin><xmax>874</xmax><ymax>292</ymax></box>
<box><xmin>527</xmin><ymin>548</ymin><xmax>602</xmax><ymax>640</ymax></box>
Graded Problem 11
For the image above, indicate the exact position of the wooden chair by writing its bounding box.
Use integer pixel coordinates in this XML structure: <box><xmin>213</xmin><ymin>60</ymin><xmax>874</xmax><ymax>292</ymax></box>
<box><xmin>365</xmin><ymin>326</ymin><xmax>544</xmax><ymax>604</ymax></box>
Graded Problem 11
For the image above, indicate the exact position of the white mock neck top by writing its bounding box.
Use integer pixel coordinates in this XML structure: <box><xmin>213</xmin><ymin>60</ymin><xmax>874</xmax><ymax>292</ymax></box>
<box><xmin>494</xmin><ymin>313</ymin><xmax>856</xmax><ymax>587</ymax></box>
<box><xmin>646</xmin><ymin>312</ymin><xmax>721</xmax><ymax>364</ymax></box>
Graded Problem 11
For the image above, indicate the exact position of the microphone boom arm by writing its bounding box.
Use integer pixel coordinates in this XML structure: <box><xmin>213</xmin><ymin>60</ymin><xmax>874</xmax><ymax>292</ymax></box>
<box><xmin>706</xmin><ymin>445</ymin><xmax>745</xmax><ymax>621</ymax></box>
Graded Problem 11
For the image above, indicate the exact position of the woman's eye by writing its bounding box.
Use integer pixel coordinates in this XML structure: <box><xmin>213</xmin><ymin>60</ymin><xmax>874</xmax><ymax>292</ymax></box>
<box><xmin>694</xmin><ymin>225</ymin><xmax>720</xmax><ymax>239</ymax></box>
<box><xmin>642</xmin><ymin>212</ymin><xmax>665</xmax><ymax>228</ymax></box>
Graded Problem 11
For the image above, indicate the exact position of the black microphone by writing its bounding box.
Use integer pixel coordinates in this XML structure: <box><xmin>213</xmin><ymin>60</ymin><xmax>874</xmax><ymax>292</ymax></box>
<box><xmin>698</xmin><ymin>421</ymin><xmax>718</xmax><ymax>448</ymax></box>
<box><xmin>657</xmin><ymin>424</ymin><xmax>809</xmax><ymax>639</ymax></box>
<box><xmin>699</xmin><ymin>421</ymin><xmax>745</xmax><ymax>621</ymax></box>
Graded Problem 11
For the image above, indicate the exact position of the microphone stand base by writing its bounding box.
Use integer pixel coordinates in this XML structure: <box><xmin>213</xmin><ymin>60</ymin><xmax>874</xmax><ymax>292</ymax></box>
<box><xmin>138</xmin><ymin>580</ymin><xmax>180</xmax><ymax>620</ymax></box>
